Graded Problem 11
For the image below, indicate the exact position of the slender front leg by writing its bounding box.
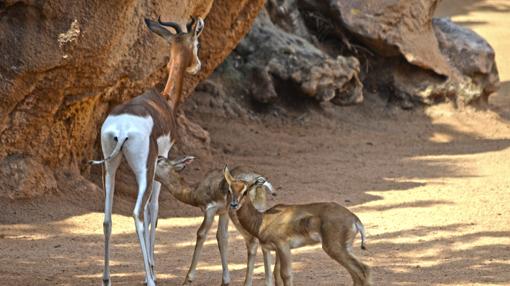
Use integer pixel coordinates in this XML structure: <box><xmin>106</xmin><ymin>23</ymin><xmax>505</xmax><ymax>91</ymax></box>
<box><xmin>274</xmin><ymin>251</ymin><xmax>283</xmax><ymax>286</ymax></box>
<box><xmin>262</xmin><ymin>247</ymin><xmax>274</xmax><ymax>286</ymax></box>
<box><xmin>276</xmin><ymin>245</ymin><xmax>292</xmax><ymax>286</ymax></box>
<box><xmin>243</xmin><ymin>235</ymin><xmax>259</xmax><ymax>286</ymax></box>
<box><xmin>184</xmin><ymin>207</ymin><xmax>217</xmax><ymax>285</ymax></box>
<box><xmin>217</xmin><ymin>213</ymin><xmax>231</xmax><ymax>286</ymax></box>
<box><xmin>102</xmin><ymin>156</ymin><xmax>121</xmax><ymax>286</ymax></box>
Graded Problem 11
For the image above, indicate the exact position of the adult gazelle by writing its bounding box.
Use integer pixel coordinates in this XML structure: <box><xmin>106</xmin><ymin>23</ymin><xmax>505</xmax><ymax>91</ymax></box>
<box><xmin>89</xmin><ymin>16</ymin><xmax>204</xmax><ymax>286</ymax></box>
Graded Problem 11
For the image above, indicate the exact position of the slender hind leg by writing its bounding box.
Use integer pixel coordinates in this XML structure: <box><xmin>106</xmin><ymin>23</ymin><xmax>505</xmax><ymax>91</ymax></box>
<box><xmin>273</xmin><ymin>250</ymin><xmax>283</xmax><ymax>286</ymax></box>
<box><xmin>102</xmin><ymin>155</ymin><xmax>122</xmax><ymax>286</ymax></box>
<box><xmin>217</xmin><ymin>213</ymin><xmax>231</xmax><ymax>286</ymax></box>
<box><xmin>133</xmin><ymin>167</ymin><xmax>157</xmax><ymax>286</ymax></box>
<box><xmin>321</xmin><ymin>228</ymin><xmax>371</xmax><ymax>286</ymax></box>
<box><xmin>144</xmin><ymin>182</ymin><xmax>162</xmax><ymax>282</ymax></box>
<box><xmin>144</xmin><ymin>137</ymin><xmax>171</xmax><ymax>282</ymax></box>
<box><xmin>125</xmin><ymin>138</ymin><xmax>157</xmax><ymax>286</ymax></box>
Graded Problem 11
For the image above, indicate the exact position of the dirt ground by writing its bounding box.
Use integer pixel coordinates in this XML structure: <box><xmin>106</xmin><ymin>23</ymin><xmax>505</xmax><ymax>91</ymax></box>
<box><xmin>1</xmin><ymin>1</ymin><xmax>510</xmax><ymax>285</ymax></box>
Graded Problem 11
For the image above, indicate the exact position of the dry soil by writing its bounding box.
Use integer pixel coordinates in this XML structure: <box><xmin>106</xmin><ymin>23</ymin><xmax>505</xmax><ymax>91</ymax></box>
<box><xmin>1</xmin><ymin>1</ymin><xmax>509</xmax><ymax>285</ymax></box>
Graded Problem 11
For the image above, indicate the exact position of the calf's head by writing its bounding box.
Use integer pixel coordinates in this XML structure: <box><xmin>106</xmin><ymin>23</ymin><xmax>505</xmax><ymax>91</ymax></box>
<box><xmin>155</xmin><ymin>155</ymin><xmax>195</xmax><ymax>182</ymax></box>
<box><xmin>223</xmin><ymin>166</ymin><xmax>270</xmax><ymax>210</ymax></box>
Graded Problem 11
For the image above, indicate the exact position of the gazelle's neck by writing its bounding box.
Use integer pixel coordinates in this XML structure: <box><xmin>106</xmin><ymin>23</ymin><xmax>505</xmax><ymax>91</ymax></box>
<box><xmin>162</xmin><ymin>48</ymin><xmax>189</xmax><ymax>108</ymax></box>
<box><xmin>237</xmin><ymin>196</ymin><xmax>264</xmax><ymax>237</ymax></box>
<box><xmin>158</xmin><ymin>174</ymin><xmax>195</xmax><ymax>206</ymax></box>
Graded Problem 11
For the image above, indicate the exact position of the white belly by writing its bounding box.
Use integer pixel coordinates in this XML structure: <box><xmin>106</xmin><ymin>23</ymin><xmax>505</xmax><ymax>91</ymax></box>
<box><xmin>290</xmin><ymin>233</ymin><xmax>322</xmax><ymax>249</ymax></box>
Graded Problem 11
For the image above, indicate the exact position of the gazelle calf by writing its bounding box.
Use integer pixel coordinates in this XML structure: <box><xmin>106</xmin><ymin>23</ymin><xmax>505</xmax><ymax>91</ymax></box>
<box><xmin>89</xmin><ymin>16</ymin><xmax>204</xmax><ymax>286</ymax></box>
<box><xmin>224</xmin><ymin>167</ymin><xmax>371</xmax><ymax>286</ymax></box>
<box><xmin>155</xmin><ymin>154</ymin><xmax>275</xmax><ymax>286</ymax></box>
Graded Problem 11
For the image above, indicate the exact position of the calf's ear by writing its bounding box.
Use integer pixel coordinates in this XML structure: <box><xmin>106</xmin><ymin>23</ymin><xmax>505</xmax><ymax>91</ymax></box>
<box><xmin>223</xmin><ymin>166</ymin><xmax>234</xmax><ymax>185</ymax></box>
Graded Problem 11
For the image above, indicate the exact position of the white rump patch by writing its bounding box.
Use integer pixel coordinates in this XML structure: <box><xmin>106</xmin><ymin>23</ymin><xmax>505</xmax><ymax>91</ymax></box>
<box><xmin>101</xmin><ymin>114</ymin><xmax>154</xmax><ymax>138</ymax></box>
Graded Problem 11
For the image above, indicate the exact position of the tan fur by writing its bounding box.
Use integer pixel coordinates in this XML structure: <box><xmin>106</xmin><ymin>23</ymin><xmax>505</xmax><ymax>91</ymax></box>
<box><xmin>155</xmin><ymin>161</ymin><xmax>274</xmax><ymax>286</ymax></box>
<box><xmin>162</xmin><ymin>44</ymin><xmax>190</xmax><ymax>109</ymax></box>
<box><xmin>225</xmin><ymin>167</ymin><xmax>371</xmax><ymax>286</ymax></box>
<box><xmin>146</xmin><ymin>17</ymin><xmax>203</xmax><ymax>110</ymax></box>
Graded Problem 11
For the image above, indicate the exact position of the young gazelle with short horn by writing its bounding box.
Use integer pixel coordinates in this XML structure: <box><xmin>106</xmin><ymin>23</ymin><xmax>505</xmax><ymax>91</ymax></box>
<box><xmin>89</xmin><ymin>16</ymin><xmax>204</xmax><ymax>286</ymax></box>
<box><xmin>155</xmin><ymin>153</ymin><xmax>276</xmax><ymax>286</ymax></box>
<box><xmin>224</xmin><ymin>167</ymin><xmax>371</xmax><ymax>286</ymax></box>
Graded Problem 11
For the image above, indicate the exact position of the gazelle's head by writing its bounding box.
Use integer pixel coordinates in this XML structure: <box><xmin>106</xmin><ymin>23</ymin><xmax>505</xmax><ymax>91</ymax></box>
<box><xmin>223</xmin><ymin>166</ymin><xmax>271</xmax><ymax>210</ymax></box>
<box><xmin>145</xmin><ymin>16</ymin><xmax>205</xmax><ymax>75</ymax></box>
<box><xmin>156</xmin><ymin>155</ymin><xmax>195</xmax><ymax>181</ymax></box>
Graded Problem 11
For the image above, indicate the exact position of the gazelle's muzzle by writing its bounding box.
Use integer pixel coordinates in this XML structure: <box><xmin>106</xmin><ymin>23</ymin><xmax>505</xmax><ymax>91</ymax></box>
<box><xmin>230</xmin><ymin>196</ymin><xmax>239</xmax><ymax>209</ymax></box>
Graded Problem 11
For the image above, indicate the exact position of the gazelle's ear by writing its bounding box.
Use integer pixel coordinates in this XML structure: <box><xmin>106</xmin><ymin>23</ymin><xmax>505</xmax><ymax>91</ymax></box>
<box><xmin>170</xmin><ymin>156</ymin><xmax>195</xmax><ymax>172</ymax></box>
<box><xmin>186</xmin><ymin>16</ymin><xmax>204</xmax><ymax>37</ymax></box>
<box><xmin>194</xmin><ymin>17</ymin><xmax>204</xmax><ymax>37</ymax></box>
<box><xmin>176</xmin><ymin>156</ymin><xmax>195</xmax><ymax>165</ymax></box>
<box><xmin>224</xmin><ymin>165</ymin><xmax>234</xmax><ymax>185</ymax></box>
<box><xmin>144</xmin><ymin>18</ymin><xmax>174</xmax><ymax>42</ymax></box>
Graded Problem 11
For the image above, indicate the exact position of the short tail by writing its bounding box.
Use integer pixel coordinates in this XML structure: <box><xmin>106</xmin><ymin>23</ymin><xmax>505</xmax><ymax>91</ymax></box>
<box><xmin>355</xmin><ymin>220</ymin><xmax>367</xmax><ymax>250</ymax></box>
<box><xmin>88</xmin><ymin>137</ymin><xmax>128</xmax><ymax>165</ymax></box>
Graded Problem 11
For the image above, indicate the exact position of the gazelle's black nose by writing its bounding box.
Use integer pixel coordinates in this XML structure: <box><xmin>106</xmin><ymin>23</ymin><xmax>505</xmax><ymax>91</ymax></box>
<box><xmin>230</xmin><ymin>202</ymin><xmax>239</xmax><ymax>209</ymax></box>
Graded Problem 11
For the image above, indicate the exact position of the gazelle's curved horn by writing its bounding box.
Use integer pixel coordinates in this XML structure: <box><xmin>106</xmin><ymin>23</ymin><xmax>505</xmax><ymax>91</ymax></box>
<box><xmin>158</xmin><ymin>16</ymin><xmax>183</xmax><ymax>34</ymax></box>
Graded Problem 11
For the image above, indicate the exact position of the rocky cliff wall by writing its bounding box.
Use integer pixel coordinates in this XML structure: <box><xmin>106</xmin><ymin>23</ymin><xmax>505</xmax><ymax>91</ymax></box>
<box><xmin>0</xmin><ymin>0</ymin><xmax>264</xmax><ymax>199</ymax></box>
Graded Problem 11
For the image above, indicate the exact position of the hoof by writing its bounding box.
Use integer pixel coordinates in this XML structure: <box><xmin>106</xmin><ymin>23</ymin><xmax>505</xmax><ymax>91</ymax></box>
<box><xmin>102</xmin><ymin>279</ymin><xmax>111</xmax><ymax>286</ymax></box>
<box><xmin>144</xmin><ymin>278</ymin><xmax>157</xmax><ymax>284</ymax></box>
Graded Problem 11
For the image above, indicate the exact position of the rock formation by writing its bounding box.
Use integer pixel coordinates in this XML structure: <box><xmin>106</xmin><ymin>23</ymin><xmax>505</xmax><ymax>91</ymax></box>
<box><xmin>207</xmin><ymin>0</ymin><xmax>499</xmax><ymax>111</ymax></box>
<box><xmin>297</xmin><ymin>0</ymin><xmax>499</xmax><ymax>105</ymax></box>
<box><xmin>0</xmin><ymin>0</ymin><xmax>500</xmax><ymax>199</ymax></box>
<box><xmin>0</xmin><ymin>0</ymin><xmax>264</xmax><ymax>198</ymax></box>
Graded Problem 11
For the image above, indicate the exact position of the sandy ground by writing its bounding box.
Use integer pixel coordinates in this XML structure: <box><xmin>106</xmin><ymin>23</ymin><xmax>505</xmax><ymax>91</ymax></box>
<box><xmin>1</xmin><ymin>1</ymin><xmax>510</xmax><ymax>285</ymax></box>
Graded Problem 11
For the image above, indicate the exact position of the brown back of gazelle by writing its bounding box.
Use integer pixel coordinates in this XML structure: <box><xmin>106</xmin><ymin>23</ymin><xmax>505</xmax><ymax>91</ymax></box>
<box><xmin>224</xmin><ymin>166</ymin><xmax>371</xmax><ymax>286</ymax></box>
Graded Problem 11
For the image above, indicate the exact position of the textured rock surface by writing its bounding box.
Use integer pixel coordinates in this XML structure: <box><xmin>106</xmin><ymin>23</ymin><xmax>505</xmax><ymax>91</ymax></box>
<box><xmin>300</xmin><ymin>0</ymin><xmax>453</xmax><ymax>76</ymax></box>
<box><xmin>242</xmin><ymin>11</ymin><xmax>362</xmax><ymax>104</ymax></box>
<box><xmin>296</xmin><ymin>0</ymin><xmax>499</xmax><ymax>105</ymax></box>
<box><xmin>205</xmin><ymin>8</ymin><xmax>363</xmax><ymax>108</ymax></box>
<box><xmin>433</xmin><ymin>18</ymin><xmax>500</xmax><ymax>102</ymax></box>
<box><xmin>0</xmin><ymin>154</ymin><xmax>58</xmax><ymax>199</ymax></box>
<box><xmin>391</xmin><ymin>18</ymin><xmax>500</xmax><ymax>105</ymax></box>
<box><xmin>0</xmin><ymin>0</ymin><xmax>264</xmax><ymax>198</ymax></box>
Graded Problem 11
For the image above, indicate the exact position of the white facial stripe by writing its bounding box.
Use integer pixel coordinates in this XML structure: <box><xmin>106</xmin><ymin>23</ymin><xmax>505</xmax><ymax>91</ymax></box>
<box><xmin>186</xmin><ymin>38</ymin><xmax>201</xmax><ymax>74</ymax></box>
